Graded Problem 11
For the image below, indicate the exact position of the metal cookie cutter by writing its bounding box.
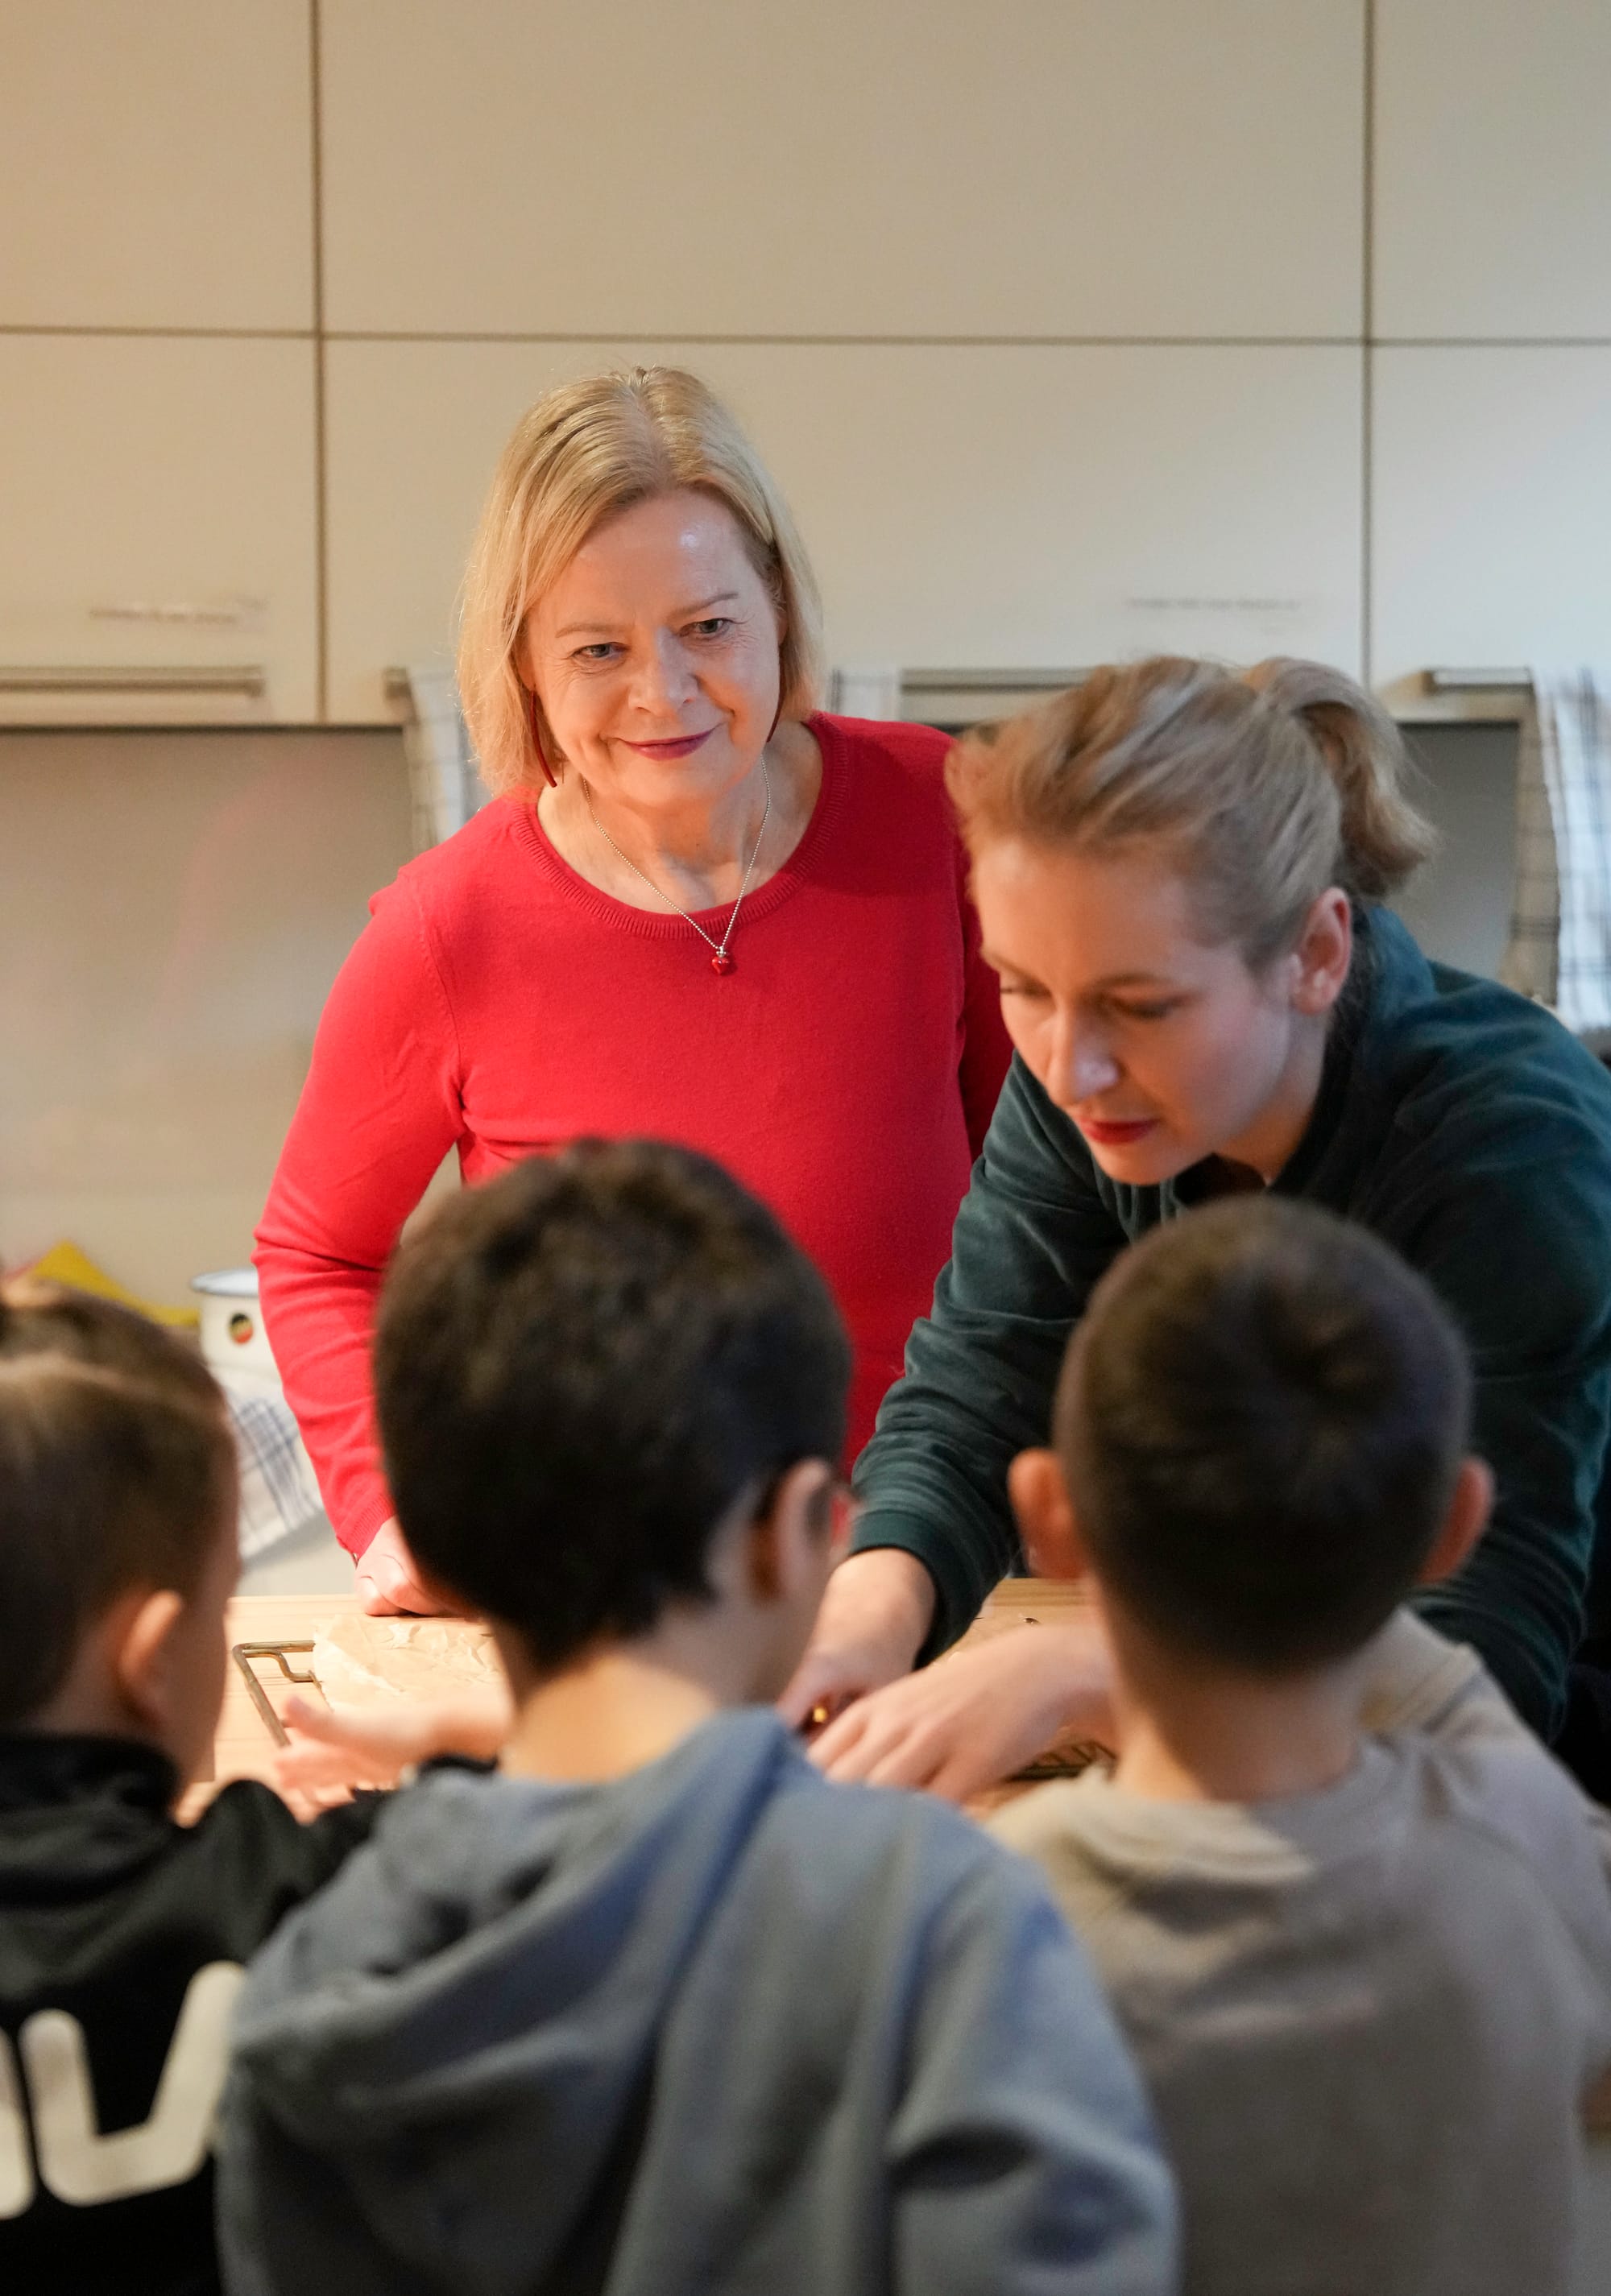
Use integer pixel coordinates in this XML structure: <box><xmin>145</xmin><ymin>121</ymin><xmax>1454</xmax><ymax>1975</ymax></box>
<box><xmin>231</xmin><ymin>1640</ymin><xmax>324</xmax><ymax>1748</ymax></box>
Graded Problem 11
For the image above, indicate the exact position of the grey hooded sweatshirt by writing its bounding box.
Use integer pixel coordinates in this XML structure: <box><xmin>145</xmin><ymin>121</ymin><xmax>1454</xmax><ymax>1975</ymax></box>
<box><xmin>217</xmin><ymin>1709</ymin><xmax>1176</xmax><ymax>2296</ymax></box>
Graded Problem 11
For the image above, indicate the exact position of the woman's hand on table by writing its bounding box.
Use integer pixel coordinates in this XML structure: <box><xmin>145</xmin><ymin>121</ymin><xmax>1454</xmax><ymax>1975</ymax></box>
<box><xmin>776</xmin><ymin>1548</ymin><xmax>938</xmax><ymax>1730</ymax></box>
<box><xmin>354</xmin><ymin>1518</ymin><xmax>453</xmax><ymax>1617</ymax></box>
<box><xmin>807</xmin><ymin>1615</ymin><xmax>1115</xmax><ymax>1804</ymax></box>
<box><xmin>273</xmin><ymin>1686</ymin><xmax>513</xmax><ymax>1796</ymax></box>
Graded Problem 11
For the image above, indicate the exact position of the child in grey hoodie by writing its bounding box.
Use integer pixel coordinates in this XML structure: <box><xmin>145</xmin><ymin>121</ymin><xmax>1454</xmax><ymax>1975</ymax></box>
<box><xmin>217</xmin><ymin>1140</ymin><xmax>1176</xmax><ymax>2296</ymax></box>
<box><xmin>992</xmin><ymin>1197</ymin><xmax>1611</xmax><ymax>2296</ymax></box>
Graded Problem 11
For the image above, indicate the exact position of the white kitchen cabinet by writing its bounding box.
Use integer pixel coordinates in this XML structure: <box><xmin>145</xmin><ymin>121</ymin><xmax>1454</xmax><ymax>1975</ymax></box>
<box><xmin>0</xmin><ymin>2</ymin><xmax>313</xmax><ymax>330</ymax></box>
<box><xmin>1374</xmin><ymin>0</ymin><xmax>1611</xmax><ymax>340</ymax></box>
<box><xmin>0</xmin><ymin>336</ymin><xmax>320</xmax><ymax>725</ymax></box>
<box><xmin>320</xmin><ymin>0</ymin><xmax>1363</xmax><ymax>341</ymax></box>
<box><xmin>1370</xmin><ymin>347</ymin><xmax>1611</xmax><ymax>705</ymax></box>
<box><xmin>325</xmin><ymin>337</ymin><xmax>1363</xmax><ymax>722</ymax></box>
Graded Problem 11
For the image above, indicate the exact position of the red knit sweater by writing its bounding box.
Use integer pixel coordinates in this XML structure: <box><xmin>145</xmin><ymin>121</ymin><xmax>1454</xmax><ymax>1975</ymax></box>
<box><xmin>255</xmin><ymin>714</ymin><xmax>1011</xmax><ymax>1557</ymax></box>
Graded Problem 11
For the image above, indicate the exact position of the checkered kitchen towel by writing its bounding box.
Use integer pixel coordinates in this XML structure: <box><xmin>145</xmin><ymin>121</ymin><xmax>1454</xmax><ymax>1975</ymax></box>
<box><xmin>401</xmin><ymin>661</ymin><xmax>487</xmax><ymax>851</ymax></box>
<box><xmin>217</xmin><ymin>1371</ymin><xmax>324</xmax><ymax>1562</ymax></box>
<box><xmin>1500</xmin><ymin>669</ymin><xmax>1611</xmax><ymax>1037</ymax></box>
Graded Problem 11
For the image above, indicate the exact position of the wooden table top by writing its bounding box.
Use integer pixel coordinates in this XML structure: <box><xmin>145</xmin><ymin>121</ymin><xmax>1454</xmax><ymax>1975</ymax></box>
<box><xmin>201</xmin><ymin>1578</ymin><xmax>1091</xmax><ymax>1802</ymax></box>
<box><xmin>205</xmin><ymin>1591</ymin><xmax>362</xmax><ymax>1800</ymax></box>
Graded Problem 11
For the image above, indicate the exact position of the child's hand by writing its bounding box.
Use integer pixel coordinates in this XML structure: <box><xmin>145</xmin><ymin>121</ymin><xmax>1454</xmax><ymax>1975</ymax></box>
<box><xmin>272</xmin><ymin>1686</ymin><xmax>513</xmax><ymax>1794</ymax></box>
<box><xmin>807</xmin><ymin>1619</ymin><xmax>1115</xmax><ymax>1802</ymax></box>
<box><xmin>274</xmin><ymin>1696</ymin><xmax>439</xmax><ymax>1792</ymax></box>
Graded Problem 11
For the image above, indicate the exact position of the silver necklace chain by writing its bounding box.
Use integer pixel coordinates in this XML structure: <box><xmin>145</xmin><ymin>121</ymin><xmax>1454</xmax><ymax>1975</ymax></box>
<box><xmin>582</xmin><ymin>755</ymin><xmax>772</xmax><ymax>967</ymax></box>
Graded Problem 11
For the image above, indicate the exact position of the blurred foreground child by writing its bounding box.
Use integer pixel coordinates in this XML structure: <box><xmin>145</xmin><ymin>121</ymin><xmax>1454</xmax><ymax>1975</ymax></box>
<box><xmin>995</xmin><ymin>1197</ymin><xmax>1611</xmax><ymax>2296</ymax></box>
<box><xmin>0</xmin><ymin>1283</ymin><xmax>379</xmax><ymax>2296</ymax></box>
<box><xmin>217</xmin><ymin>1140</ymin><xmax>1176</xmax><ymax>2296</ymax></box>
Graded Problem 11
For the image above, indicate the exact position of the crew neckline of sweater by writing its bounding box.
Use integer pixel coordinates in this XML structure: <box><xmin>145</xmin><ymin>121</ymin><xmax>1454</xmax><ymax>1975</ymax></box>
<box><xmin>511</xmin><ymin>709</ymin><xmax>849</xmax><ymax>941</ymax></box>
<box><xmin>1036</xmin><ymin>1732</ymin><xmax>1408</xmax><ymax>1882</ymax></box>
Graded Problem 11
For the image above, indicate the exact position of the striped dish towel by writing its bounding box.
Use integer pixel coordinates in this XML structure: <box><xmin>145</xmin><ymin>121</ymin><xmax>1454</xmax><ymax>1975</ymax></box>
<box><xmin>1500</xmin><ymin>669</ymin><xmax>1611</xmax><ymax>1037</ymax></box>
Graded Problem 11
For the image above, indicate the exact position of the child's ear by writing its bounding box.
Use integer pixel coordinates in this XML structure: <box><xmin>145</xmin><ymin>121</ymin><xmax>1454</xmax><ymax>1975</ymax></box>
<box><xmin>113</xmin><ymin>1589</ymin><xmax>189</xmax><ymax>1736</ymax></box>
<box><xmin>1008</xmin><ymin>1449</ymin><xmax>1089</xmax><ymax>1582</ymax></box>
<box><xmin>747</xmin><ymin>1461</ymin><xmax>834</xmax><ymax>1604</ymax></box>
<box><xmin>1416</xmin><ymin>1455</ymin><xmax>1494</xmax><ymax>1587</ymax></box>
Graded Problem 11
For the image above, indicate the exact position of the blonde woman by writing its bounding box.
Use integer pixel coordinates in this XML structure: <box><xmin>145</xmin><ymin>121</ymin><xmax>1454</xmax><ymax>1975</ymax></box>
<box><xmin>788</xmin><ymin>656</ymin><xmax>1611</xmax><ymax>1795</ymax></box>
<box><xmin>255</xmin><ymin>369</ymin><xmax>1008</xmax><ymax>1614</ymax></box>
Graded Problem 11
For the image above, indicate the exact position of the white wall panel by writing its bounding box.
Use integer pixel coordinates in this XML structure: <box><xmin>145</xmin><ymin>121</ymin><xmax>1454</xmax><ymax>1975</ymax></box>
<box><xmin>321</xmin><ymin>0</ymin><xmax>1363</xmax><ymax>340</ymax></box>
<box><xmin>0</xmin><ymin>3</ymin><xmax>313</xmax><ymax>330</ymax></box>
<box><xmin>1371</xmin><ymin>349</ymin><xmax>1611</xmax><ymax>700</ymax></box>
<box><xmin>1375</xmin><ymin>0</ymin><xmax>1611</xmax><ymax>339</ymax></box>
<box><xmin>325</xmin><ymin>339</ymin><xmax>1362</xmax><ymax>721</ymax></box>
<box><xmin>0</xmin><ymin>337</ymin><xmax>320</xmax><ymax>723</ymax></box>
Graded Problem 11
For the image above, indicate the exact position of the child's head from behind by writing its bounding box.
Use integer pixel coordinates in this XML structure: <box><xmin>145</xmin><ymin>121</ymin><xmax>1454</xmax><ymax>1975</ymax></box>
<box><xmin>0</xmin><ymin>1280</ymin><xmax>238</xmax><ymax>1780</ymax></box>
<box><xmin>375</xmin><ymin>1140</ymin><xmax>851</xmax><ymax>1695</ymax></box>
<box><xmin>1033</xmin><ymin>1198</ymin><xmax>1484</xmax><ymax>1677</ymax></box>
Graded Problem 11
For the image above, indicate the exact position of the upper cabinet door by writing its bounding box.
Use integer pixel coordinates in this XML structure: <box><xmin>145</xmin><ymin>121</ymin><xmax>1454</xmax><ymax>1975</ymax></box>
<box><xmin>1370</xmin><ymin>347</ymin><xmax>1611</xmax><ymax>699</ymax></box>
<box><xmin>320</xmin><ymin>0</ymin><xmax>1364</xmax><ymax>340</ymax></box>
<box><xmin>324</xmin><ymin>337</ymin><xmax>1362</xmax><ymax>721</ymax></box>
<box><xmin>1375</xmin><ymin>0</ymin><xmax>1611</xmax><ymax>338</ymax></box>
<box><xmin>0</xmin><ymin>337</ymin><xmax>319</xmax><ymax>722</ymax></box>
<box><xmin>0</xmin><ymin>2</ymin><xmax>313</xmax><ymax>330</ymax></box>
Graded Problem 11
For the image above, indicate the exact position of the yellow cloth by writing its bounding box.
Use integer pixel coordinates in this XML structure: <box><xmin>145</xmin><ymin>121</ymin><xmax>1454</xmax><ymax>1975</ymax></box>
<box><xmin>19</xmin><ymin>1239</ymin><xmax>200</xmax><ymax>1329</ymax></box>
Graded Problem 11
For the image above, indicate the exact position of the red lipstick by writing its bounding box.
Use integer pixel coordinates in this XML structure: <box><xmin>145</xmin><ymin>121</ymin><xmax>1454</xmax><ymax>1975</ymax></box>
<box><xmin>1079</xmin><ymin>1116</ymin><xmax>1159</xmax><ymax>1148</ymax></box>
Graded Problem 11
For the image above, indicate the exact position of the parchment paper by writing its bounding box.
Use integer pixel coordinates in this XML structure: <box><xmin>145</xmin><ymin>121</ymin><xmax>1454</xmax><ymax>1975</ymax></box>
<box><xmin>310</xmin><ymin>1614</ymin><xmax>502</xmax><ymax>1707</ymax></box>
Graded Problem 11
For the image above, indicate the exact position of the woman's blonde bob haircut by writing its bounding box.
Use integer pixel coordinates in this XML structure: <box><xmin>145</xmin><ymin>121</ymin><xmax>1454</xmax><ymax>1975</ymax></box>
<box><xmin>947</xmin><ymin>655</ymin><xmax>1435</xmax><ymax>970</ymax></box>
<box><xmin>458</xmin><ymin>367</ymin><xmax>825</xmax><ymax>798</ymax></box>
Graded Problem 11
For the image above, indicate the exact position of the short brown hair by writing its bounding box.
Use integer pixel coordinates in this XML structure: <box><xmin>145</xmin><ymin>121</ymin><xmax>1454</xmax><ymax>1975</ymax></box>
<box><xmin>458</xmin><ymin>366</ymin><xmax>825</xmax><ymax>798</ymax></box>
<box><xmin>1056</xmin><ymin>1199</ymin><xmax>1471</xmax><ymax>1673</ymax></box>
<box><xmin>947</xmin><ymin>655</ymin><xmax>1435</xmax><ymax>967</ymax></box>
<box><xmin>374</xmin><ymin>1140</ymin><xmax>849</xmax><ymax>1669</ymax></box>
<box><xmin>0</xmin><ymin>1280</ymin><xmax>234</xmax><ymax>1726</ymax></box>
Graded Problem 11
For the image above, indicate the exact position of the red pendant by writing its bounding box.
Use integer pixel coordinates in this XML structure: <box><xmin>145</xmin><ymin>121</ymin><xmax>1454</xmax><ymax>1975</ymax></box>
<box><xmin>710</xmin><ymin>949</ymin><xmax>734</xmax><ymax>975</ymax></box>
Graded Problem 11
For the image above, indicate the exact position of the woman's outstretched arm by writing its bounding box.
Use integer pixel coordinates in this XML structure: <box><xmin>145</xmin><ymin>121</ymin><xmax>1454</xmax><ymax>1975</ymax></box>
<box><xmin>255</xmin><ymin>879</ymin><xmax>464</xmax><ymax>1565</ymax></box>
<box><xmin>778</xmin><ymin>1062</ymin><xmax>1126</xmax><ymax>1729</ymax></box>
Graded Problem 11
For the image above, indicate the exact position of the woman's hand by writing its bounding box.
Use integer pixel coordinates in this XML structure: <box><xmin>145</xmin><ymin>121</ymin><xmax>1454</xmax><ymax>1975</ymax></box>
<box><xmin>808</xmin><ymin>1615</ymin><xmax>1115</xmax><ymax>1803</ymax></box>
<box><xmin>273</xmin><ymin>1686</ymin><xmax>513</xmax><ymax>1795</ymax></box>
<box><xmin>776</xmin><ymin>1548</ymin><xmax>938</xmax><ymax>1729</ymax></box>
<box><xmin>353</xmin><ymin>1518</ymin><xmax>453</xmax><ymax>1617</ymax></box>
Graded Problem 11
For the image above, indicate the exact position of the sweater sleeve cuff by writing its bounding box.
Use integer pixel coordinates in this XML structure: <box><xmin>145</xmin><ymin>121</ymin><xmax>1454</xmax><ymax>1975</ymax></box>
<box><xmin>847</xmin><ymin>1508</ymin><xmax>988</xmax><ymax>1665</ymax></box>
<box><xmin>342</xmin><ymin>1491</ymin><xmax>396</xmax><ymax>1565</ymax></box>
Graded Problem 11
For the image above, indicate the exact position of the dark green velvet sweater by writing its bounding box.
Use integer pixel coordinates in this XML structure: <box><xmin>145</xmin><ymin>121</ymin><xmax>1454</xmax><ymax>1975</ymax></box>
<box><xmin>851</xmin><ymin>907</ymin><xmax>1611</xmax><ymax>1737</ymax></box>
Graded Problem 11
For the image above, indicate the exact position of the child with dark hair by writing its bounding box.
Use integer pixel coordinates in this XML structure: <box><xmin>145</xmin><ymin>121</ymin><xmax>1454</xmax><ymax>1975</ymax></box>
<box><xmin>217</xmin><ymin>1139</ymin><xmax>1176</xmax><ymax>2296</ymax></box>
<box><xmin>993</xmin><ymin>1196</ymin><xmax>1611</xmax><ymax>2296</ymax></box>
<box><xmin>0</xmin><ymin>1280</ymin><xmax>381</xmax><ymax>2296</ymax></box>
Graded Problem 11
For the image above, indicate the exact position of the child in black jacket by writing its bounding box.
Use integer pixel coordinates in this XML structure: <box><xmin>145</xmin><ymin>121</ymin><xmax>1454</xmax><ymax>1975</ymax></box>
<box><xmin>0</xmin><ymin>1280</ymin><xmax>379</xmax><ymax>2296</ymax></box>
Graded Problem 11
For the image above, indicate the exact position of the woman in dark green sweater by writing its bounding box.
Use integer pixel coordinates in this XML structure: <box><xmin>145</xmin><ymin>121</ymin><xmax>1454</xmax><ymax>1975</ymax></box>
<box><xmin>782</xmin><ymin>656</ymin><xmax>1611</xmax><ymax>1796</ymax></box>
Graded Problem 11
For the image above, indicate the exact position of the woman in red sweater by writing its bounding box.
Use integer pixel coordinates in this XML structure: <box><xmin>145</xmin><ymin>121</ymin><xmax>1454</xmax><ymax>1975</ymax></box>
<box><xmin>256</xmin><ymin>367</ymin><xmax>1009</xmax><ymax>1613</ymax></box>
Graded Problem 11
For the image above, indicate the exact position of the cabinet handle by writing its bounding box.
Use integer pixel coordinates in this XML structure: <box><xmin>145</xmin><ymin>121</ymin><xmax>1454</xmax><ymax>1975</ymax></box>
<box><xmin>1423</xmin><ymin>668</ymin><xmax>1530</xmax><ymax>693</ymax></box>
<box><xmin>0</xmin><ymin>664</ymin><xmax>265</xmax><ymax>697</ymax></box>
